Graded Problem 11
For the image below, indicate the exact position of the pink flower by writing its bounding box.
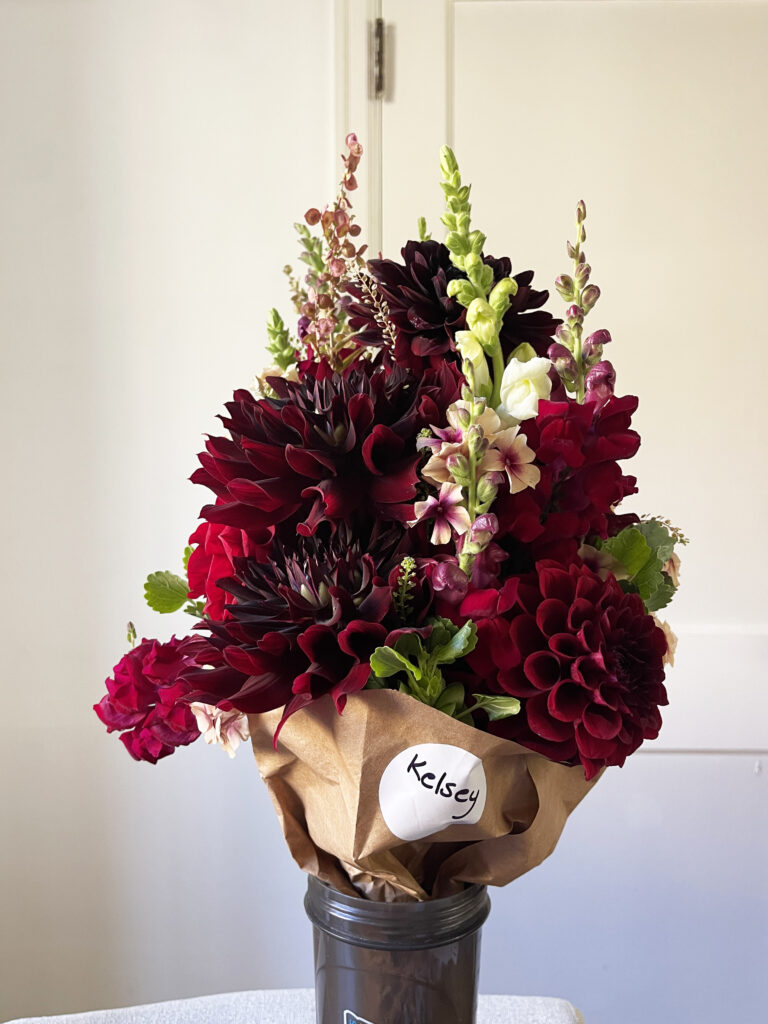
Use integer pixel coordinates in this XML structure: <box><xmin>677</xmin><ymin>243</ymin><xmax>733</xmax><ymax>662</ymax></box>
<box><xmin>486</xmin><ymin>426</ymin><xmax>541</xmax><ymax>493</ymax></box>
<box><xmin>414</xmin><ymin>483</ymin><xmax>471</xmax><ymax>545</ymax></box>
<box><xmin>190</xmin><ymin>703</ymin><xmax>250</xmax><ymax>758</ymax></box>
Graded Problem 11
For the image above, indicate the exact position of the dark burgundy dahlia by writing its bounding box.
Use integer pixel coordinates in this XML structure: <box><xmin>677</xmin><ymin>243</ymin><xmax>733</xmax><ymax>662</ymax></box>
<box><xmin>467</xmin><ymin>561</ymin><xmax>669</xmax><ymax>779</ymax></box>
<box><xmin>192</xmin><ymin>361</ymin><xmax>459</xmax><ymax>545</ymax></box>
<box><xmin>344</xmin><ymin>240</ymin><xmax>560</xmax><ymax>371</ymax></box>
<box><xmin>184</xmin><ymin>526</ymin><xmax>405</xmax><ymax>732</ymax></box>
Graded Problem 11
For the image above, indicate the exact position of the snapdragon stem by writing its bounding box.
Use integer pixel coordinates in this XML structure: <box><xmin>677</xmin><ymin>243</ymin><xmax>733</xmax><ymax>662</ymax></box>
<box><xmin>490</xmin><ymin>340</ymin><xmax>505</xmax><ymax>410</ymax></box>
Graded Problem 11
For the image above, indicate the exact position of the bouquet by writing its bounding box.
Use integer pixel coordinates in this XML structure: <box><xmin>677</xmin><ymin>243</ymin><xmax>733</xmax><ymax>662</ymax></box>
<box><xmin>95</xmin><ymin>135</ymin><xmax>684</xmax><ymax>902</ymax></box>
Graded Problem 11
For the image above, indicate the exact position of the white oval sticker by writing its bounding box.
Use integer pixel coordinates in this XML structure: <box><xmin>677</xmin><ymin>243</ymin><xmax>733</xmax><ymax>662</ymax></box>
<box><xmin>378</xmin><ymin>743</ymin><xmax>487</xmax><ymax>842</ymax></box>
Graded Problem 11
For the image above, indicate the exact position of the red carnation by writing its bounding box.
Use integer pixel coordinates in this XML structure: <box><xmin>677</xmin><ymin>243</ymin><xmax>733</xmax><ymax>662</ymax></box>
<box><xmin>187</xmin><ymin>517</ymin><xmax>271</xmax><ymax>621</ymax></box>
<box><xmin>467</xmin><ymin>561</ymin><xmax>669</xmax><ymax>778</ymax></box>
<box><xmin>94</xmin><ymin>636</ymin><xmax>207</xmax><ymax>763</ymax></box>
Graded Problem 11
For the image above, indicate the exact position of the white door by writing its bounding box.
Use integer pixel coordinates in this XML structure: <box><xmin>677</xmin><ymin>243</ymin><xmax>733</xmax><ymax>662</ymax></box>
<box><xmin>339</xmin><ymin>1</ymin><xmax>768</xmax><ymax>1020</ymax></box>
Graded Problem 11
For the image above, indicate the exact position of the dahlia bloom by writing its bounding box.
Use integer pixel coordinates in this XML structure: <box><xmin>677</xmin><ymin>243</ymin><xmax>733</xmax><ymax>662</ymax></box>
<box><xmin>466</xmin><ymin>561</ymin><xmax>669</xmax><ymax>778</ymax></box>
<box><xmin>94</xmin><ymin>636</ymin><xmax>207</xmax><ymax>763</ymax></box>
<box><xmin>191</xmin><ymin>361</ymin><xmax>459</xmax><ymax>544</ymax></box>
<box><xmin>344</xmin><ymin>240</ymin><xmax>560</xmax><ymax>371</ymax></box>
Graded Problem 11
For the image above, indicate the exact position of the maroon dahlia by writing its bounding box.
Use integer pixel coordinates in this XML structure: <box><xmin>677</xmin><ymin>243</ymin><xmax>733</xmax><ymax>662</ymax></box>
<box><xmin>344</xmin><ymin>240</ymin><xmax>560</xmax><ymax>371</ymax></box>
<box><xmin>466</xmin><ymin>561</ymin><xmax>669</xmax><ymax>778</ymax></box>
<box><xmin>183</xmin><ymin>526</ymin><xmax>405</xmax><ymax>732</ymax></box>
<box><xmin>191</xmin><ymin>360</ymin><xmax>459</xmax><ymax>545</ymax></box>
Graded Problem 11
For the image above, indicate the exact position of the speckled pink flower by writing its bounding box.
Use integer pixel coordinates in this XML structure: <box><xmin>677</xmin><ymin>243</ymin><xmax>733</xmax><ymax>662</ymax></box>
<box><xmin>485</xmin><ymin>426</ymin><xmax>540</xmax><ymax>493</ymax></box>
<box><xmin>413</xmin><ymin>482</ymin><xmax>472</xmax><ymax>545</ymax></box>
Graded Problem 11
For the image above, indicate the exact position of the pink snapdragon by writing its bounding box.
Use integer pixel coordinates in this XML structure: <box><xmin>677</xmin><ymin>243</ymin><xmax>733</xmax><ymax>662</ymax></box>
<box><xmin>413</xmin><ymin>482</ymin><xmax>471</xmax><ymax>545</ymax></box>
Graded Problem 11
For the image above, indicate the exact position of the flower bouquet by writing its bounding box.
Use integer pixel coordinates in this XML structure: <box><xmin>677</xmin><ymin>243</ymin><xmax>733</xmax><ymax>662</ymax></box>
<box><xmin>95</xmin><ymin>136</ymin><xmax>684</xmax><ymax>1023</ymax></box>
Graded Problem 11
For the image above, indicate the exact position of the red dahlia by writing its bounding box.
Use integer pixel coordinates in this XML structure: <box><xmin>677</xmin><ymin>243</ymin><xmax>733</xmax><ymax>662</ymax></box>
<box><xmin>191</xmin><ymin>361</ymin><xmax>459</xmax><ymax>545</ymax></box>
<box><xmin>183</xmin><ymin>526</ymin><xmax>404</xmax><ymax>732</ymax></box>
<box><xmin>467</xmin><ymin>561</ymin><xmax>669</xmax><ymax>778</ymax></box>
<box><xmin>344</xmin><ymin>240</ymin><xmax>560</xmax><ymax>371</ymax></box>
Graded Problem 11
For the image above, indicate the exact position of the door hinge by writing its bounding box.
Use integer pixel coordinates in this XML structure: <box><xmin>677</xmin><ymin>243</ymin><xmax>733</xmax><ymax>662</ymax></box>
<box><xmin>373</xmin><ymin>17</ymin><xmax>385</xmax><ymax>98</ymax></box>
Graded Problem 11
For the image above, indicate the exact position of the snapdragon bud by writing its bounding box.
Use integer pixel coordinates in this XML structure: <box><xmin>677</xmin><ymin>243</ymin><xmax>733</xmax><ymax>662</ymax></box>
<box><xmin>547</xmin><ymin>342</ymin><xmax>578</xmax><ymax>381</ymax></box>
<box><xmin>555</xmin><ymin>275</ymin><xmax>575</xmax><ymax>301</ymax></box>
<box><xmin>489</xmin><ymin>277</ymin><xmax>518</xmax><ymax>316</ymax></box>
<box><xmin>466</xmin><ymin>298</ymin><xmax>499</xmax><ymax>348</ymax></box>
<box><xmin>470</xmin><ymin>512</ymin><xmax>499</xmax><ymax>548</ymax></box>
<box><xmin>566</xmin><ymin>241</ymin><xmax>578</xmax><ymax>260</ymax></box>
<box><xmin>581</xmin><ymin>284</ymin><xmax>601</xmax><ymax>313</ymax></box>
<box><xmin>585</xmin><ymin>360</ymin><xmax>616</xmax><ymax>408</ymax></box>
<box><xmin>554</xmin><ymin>323</ymin><xmax>575</xmax><ymax>350</ymax></box>
<box><xmin>574</xmin><ymin>262</ymin><xmax>591</xmax><ymax>288</ymax></box>
<box><xmin>566</xmin><ymin>304</ymin><xmax>584</xmax><ymax>326</ymax></box>
<box><xmin>431</xmin><ymin>560</ymin><xmax>469</xmax><ymax>603</ymax></box>
<box><xmin>446</xmin><ymin>278</ymin><xmax>476</xmax><ymax>307</ymax></box>
<box><xmin>446</xmin><ymin>453</ymin><xmax>471</xmax><ymax>486</ymax></box>
<box><xmin>476</xmin><ymin>475</ymin><xmax>499</xmax><ymax>506</ymax></box>
<box><xmin>467</xmin><ymin>425</ymin><xmax>488</xmax><ymax>458</ymax></box>
<box><xmin>576</xmin><ymin>200</ymin><xmax>587</xmax><ymax>223</ymax></box>
<box><xmin>455</xmin><ymin>406</ymin><xmax>472</xmax><ymax>430</ymax></box>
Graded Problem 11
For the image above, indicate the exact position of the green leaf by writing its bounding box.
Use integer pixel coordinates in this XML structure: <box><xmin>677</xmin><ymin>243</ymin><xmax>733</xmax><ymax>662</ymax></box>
<box><xmin>369</xmin><ymin>645</ymin><xmax>421</xmax><ymax>680</ymax></box>
<box><xmin>635</xmin><ymin>520</ymin><xmax>675</xmax><ymax>564</ymax></box>
<box><xmin>183</xmin><ymin>600</ymin><xmax>206</xmax><ymax>618</ymax></box>
<box><xmin>144</xmin><ymin>571</ymin><xmax>189</xmax><ymax>614</ymax></box>
<box><xmin>644</xmin><ymin>573</ymin><xmax>677</xmax><ymax>612</ymax></box>
<box><xmin>602</xmin><ymin>528</ymin><xmax>653</xmax><ymax>578</ymax></box>
<box><xmin>183</xmin><ymin>545</ymin><xmax>194</xmax><ymax>573</ymax></box>
<box><xmin>470</xmin><ymin>694</ymin><xmax>521</xmax><ymax>721</ymax></box>
<box><xmin>431</xmin><ymin>620</ymin><xmax>477</xmax><ymax>665</ymax></box>
<box><xmin>435</xmin><ymin>683</ymin><xmax>466</xmax><ymax>717</ymax></box>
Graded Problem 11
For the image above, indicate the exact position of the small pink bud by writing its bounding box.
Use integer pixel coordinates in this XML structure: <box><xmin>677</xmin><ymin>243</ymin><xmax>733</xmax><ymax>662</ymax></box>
<box><xmin>548</xmin><ymin>342</ymin><xmax>578</xmax><ymax>380</ymax></box>
<box><xmin>345</xmin><ymin>132</ymin><xmax>363</xmax><ymax>156</ymax></box>
<box><xmin>431</xmin><ymin>560</ymin><xmax>469</xmax><ymax>603</ymax></box>
<box><xmin>585</xmin><ymin>360</ymin><xmax>616</xmax><ymax>408</ymax></box>
<box><xmin>581</xmin><ymin>284</ymin><xmax>600</xmax><ymax>313</ymax></box>
<box><xmin>304</xmin><ymin>208</ymin><xmax>321</xmax><ymax>226</ymax></box>
<box><xmin>576</xmin><ymin>200</ymin><xmax>587</xmax><ymax>223</ymax></box>
<box><xmin>566</xmin><ymin>304</ymin><xmax>584</xmax><ymax>325</ymax></box>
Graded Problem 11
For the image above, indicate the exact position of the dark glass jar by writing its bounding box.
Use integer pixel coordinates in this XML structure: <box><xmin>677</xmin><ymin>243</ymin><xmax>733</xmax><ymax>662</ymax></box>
<box><xmin>305</xmin><ymin>876</ymin><xmax>491</xmax><ymax>1024</ymax></box>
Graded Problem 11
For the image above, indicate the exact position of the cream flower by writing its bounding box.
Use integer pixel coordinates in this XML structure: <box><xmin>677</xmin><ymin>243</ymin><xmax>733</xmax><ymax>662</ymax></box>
<box><xmin>497</xmin><ymin>356</ymin><xmax>552</xmax><ymax>425</ymax></box>
<box><xmin>487</xmin><ymin>426</ymin><xmax>540</xmax><ymax>493</ymax></box>
<box><xmin>191</xmin><ymin>703</ymin><xmax>250</xmax><ymax>758</ymax></box>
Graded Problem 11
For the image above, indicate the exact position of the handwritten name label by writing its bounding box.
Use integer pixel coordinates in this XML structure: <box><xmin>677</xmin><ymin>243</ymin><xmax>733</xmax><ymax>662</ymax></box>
<box><xmin>378</xmin><ymin>743</ymin><xmax>487</xmax><ymax>842</ymax></box>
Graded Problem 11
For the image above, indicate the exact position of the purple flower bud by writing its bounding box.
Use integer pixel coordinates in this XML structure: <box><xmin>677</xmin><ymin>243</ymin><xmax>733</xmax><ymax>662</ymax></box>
<box><xmin>585</xmin><ymin>360</ymin><xmax>616</xmax><ymax>409</ymax></box>
<box><xmin>297</xmin><ymin>315</ymin><xmax>311</xmax><ymax>341</ymax></box>
<box><xmin>581</xmin><ymin>284</ymin><xmax>600</xmax><ymax>313</ymax></box>
<box><xmin>548</xmin><ymin>342</ymin><xmax>578</xmax><ymax>378</ymax></box>
<box><xmin>582</xmin><ymin>329</ymin><xmax>611</xmax><ymax>364</ymax></box>
<box><xmin>585</xmin><ymin>329</ymin><xmax>612</xmax><ymax>348</ymax></box>
<box><xmin>470</xmin><ymin>513</ymin><xmax>499</xmax><ymax>547</ymax></box>
<box><xmin>566</xmin><ymin>304</ymin><xmax>584</xmax><ymax>325</ymax></box>
<box><xmin>431</xmin><ymin>560</ymin><xmax>469</xmax><ymax>603</ymax></box>
<box><xmin>566</xmin><ymin>241</ymin><xmax>578</xmax><ymax>260</ymax></box>
<box><xmin>554</xmin><ymin>324</ymin><xmax>574</xmax><ymax>350</ymax></box>
<box><xmin>574</xmin><ymin>262</ymin><xmax>591</xmax><ymax>288</ymax></box>
<box><xmin>576</xmin><ymin>200</ymin><xmax>587</xmax><ymax>223</ymax></box>
<box><xmin>555</xmin><ymin>274</ymin><xmax>575</xmax><ymax>301</ymax></box>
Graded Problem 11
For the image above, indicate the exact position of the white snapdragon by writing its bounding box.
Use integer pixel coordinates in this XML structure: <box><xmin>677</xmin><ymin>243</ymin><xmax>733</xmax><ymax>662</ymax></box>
<box><xmin>455</xmin><ymin>330</ymin><xmax>491</xmax><ymax>396</ymax></box>
<box><xmin>497</xmin><ymin>356</ymin><xmax>553</xmax><ymax>425</ymax></box>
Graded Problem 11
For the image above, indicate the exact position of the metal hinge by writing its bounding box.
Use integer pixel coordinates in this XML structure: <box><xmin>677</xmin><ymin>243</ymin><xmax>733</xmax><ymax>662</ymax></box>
<box><xmin>373</xmin><ymin>17</ymin><xmax>385</xmax><ymax>98</ymax></box>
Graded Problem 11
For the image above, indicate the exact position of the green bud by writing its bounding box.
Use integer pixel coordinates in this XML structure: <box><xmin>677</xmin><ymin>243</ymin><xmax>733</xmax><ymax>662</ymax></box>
<box><xmin>417</xmin><ymin>216</ymin><xmax>431</xmax><ymax>241</ymax></box>
<box><xmin>476</xmin><ymin>476</ymin><xmax>498</xmax><ymax>505</ymax></box>
<box><xmin>466</xmin><ymin>298</ymin><xmax>498</xmax><ymax>348</ymax></box>
<box><xmin>566</xmin><ymin>241</ymin><xmax>578</xmax><ymax>260</ymax></box>
<box><xmin>440</xmin><ymin>146</ymin><xmax>459</xmax><ymax>179</ymax></box>
<box><xmin>467</xmin><ymin>425</ymin><xmax>487</xmax><ymax>458</ymax></box>
<box><xmin>445</xmin><ymin>231</ymin><xmax>470</xmax><ymax>256</ymax></box>
<box><xmin>464</xmin><ymin>253</ymin><xmax>482</xmax><ymax>277</ymax></box>
<box><xmin>446</xmin><ymin>453</ymin><xmax>471</xmax><ymax>485</ymax></box>
<box><xmin>554</xmin><ymin>324</ymin><xmax>574</xmax><ymax>350</ymax></box>
<box><xmin>455</xmin><ymin>406</ymin><xmax>471</xmax><ymax>429</ymax></box>
<box><xmin>446</xmin><ymin>278</ymin><xmax>476</xmax><ymax>307</ymax></box>
<box><xmin>456</xmin><ymin>331</ymin><xmax>492</xmax><ymax>398</ymax></box>
<box><xmin>479</xmin><ymin>264</ymin><xmax>494</xmax><ymax>294</ymax></box>
<box><xmin>488</xmin><ymin>277</ymin><xmax>518</xmax><ymax>316</ymax></box>
<box><xmin>510</xmin><ymin>342</ymin><xmax>537</xmax><ymax>363</ymax></box>
<box><xmin>469</xmin><ymin>229</ymin><xmax>486</xmax><ymax>254</ymax></box>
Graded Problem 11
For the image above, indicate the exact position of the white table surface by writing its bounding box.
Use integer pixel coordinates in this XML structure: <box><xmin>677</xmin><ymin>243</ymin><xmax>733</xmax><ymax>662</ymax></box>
<box><xmin>6</xmin><ymin>989</ymin><xmax>585</xmax><ymax>1024</ymax></box>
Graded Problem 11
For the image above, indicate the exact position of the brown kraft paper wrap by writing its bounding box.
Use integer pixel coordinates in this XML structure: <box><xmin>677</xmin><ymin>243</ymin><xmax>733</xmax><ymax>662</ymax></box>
<box><xmin>249</xmin><ymin>689</ymin><xmax>599</xmax><ymax>901</ymax></box>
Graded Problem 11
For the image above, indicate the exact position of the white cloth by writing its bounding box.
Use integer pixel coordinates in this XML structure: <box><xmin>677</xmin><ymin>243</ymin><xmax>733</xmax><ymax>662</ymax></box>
<box><xmin>6</xmin><ymin>989</ymin><xmax>584</xmax><ymax>1024</ymax></box>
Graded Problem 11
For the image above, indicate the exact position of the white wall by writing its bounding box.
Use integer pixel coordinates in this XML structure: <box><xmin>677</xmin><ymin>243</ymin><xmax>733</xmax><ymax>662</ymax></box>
<box><xmin>0</xmin><ymin>2</ymin><xmax>333</xmax><ymax>1018</ymax></box>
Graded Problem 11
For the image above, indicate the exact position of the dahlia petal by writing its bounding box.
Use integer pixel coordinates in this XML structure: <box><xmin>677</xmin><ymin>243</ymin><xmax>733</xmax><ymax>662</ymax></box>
<box><xmin>547</xmin><ymin>682</ymin><xmax>591</xmax><ymax>723</ymax></box>
<box><xmin>536</xmin><ymin>598</ymin><xmax>569</xmax><ymax>637</ymax></box>
<box><xmin>526</xmin><ymin>692</ymin><xmax>575</xmax><ymax>742</ymax></box>
<box><xmin>523</xmin><ymin>651</ymin><xmax>562</xmax><ymax>691</ymax></box>
<box><xmin>284</xmin><ymin>445</ymin><xmax>338</xmax><ymax>477</ymax></box>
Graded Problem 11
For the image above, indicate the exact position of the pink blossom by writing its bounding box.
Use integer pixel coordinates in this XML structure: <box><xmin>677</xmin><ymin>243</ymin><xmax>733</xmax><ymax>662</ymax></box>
<box><xmin>413</xmin><ymin>482</ymin><xmax>471</xmax><ymax>546</ymax></box>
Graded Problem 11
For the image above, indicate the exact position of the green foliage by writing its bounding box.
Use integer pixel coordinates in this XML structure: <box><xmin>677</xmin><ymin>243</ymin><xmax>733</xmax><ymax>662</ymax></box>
<box><xmin>183</xmin><ymin>545</ymin><xmax>194</xmax><ymax>573</ymax></box>
<box><xmin>126</xmin><ymin>621</ymin><xmax>137</xmax><ymax>648</ymax></box>
<box><xmin>599</xmin><ymin>520</ymin><xmax>680</xmax><ymax>612</ymax></box>
<box><xmin>266</xmin><ymin>308</ymin><xmax>297</xmax><ymax>372</ymax></box>
<box><xmin>469</xmin><ymin>693</ymin><xmax>521</xmax><ymax>722</ymax></box>
<box><xmin>368</xmin><ymin>617</ymin><xmax>478</xmax><ymax>719</ymax></box>
<box><xmin>144</xmin><ymin>570</ymin><xmax>189</xmax><ymax>614</ymax></box>
<box><xmin>417</xmin><ymin>216</ymin><xmax>431</xmax><ymax>241</ymax></box>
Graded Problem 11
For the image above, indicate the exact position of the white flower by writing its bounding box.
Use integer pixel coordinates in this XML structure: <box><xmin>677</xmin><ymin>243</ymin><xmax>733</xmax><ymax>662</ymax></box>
<box><xmin>454</xmin><ymin>330</ymin><xmax>492</xmax><ymax>395</ymax></box>
<box><xmin>190</xmin><ymin>702</ymin><xmax>250</xmax><ymax>758</ymax></box>
<box><xmin>497</xmin><ymin>356</ymin><xmax>552</xmax><ymax>425</ymax></box>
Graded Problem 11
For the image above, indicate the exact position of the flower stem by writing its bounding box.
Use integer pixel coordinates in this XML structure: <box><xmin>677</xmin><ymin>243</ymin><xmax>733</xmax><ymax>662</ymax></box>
<box><xmin>490</xmin><ymin>340</ymin><xmax>505</xmax><ymax>409</ymax></box>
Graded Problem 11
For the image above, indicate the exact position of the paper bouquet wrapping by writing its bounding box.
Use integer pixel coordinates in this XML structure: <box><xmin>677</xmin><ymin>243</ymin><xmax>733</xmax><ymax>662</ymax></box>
<box><xmin>251</xmin><ymin>690</ymin><xmax>598</xmax><ymax>901</ymax></box>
